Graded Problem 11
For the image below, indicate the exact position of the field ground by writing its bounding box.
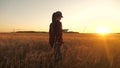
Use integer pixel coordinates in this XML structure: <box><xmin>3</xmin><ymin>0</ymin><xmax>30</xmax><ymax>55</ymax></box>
<box><xmin>0</xmin><ymin>33</ymin><xmax>120</xmax><ymax>68</ymax></box>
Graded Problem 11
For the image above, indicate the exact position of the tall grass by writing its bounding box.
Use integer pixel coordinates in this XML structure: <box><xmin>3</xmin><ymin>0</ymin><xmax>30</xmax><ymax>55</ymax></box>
<box><xmin>0</xmin><ymin>33</ymin><xmax>120</xmax><ymax>68</ymax></box>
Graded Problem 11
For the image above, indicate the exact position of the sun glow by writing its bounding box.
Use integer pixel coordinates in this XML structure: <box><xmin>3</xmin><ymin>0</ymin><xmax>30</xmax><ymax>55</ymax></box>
<box><xmin>96</xmin><ymin>26</ymin><xmax>111</xmax><ymax>34</ymax></box>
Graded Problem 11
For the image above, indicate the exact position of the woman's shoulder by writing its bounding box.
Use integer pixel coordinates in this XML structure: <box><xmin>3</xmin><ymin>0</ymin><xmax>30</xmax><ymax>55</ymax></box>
<box><xmin>50</xmin><ymin>21</ymin><xmax>62</xmax><ymax>26</ymax></box>
<box><xmin>50</xmin><ymin>23</ymin><xmax>53</xmax><ymax>27</ymax></box>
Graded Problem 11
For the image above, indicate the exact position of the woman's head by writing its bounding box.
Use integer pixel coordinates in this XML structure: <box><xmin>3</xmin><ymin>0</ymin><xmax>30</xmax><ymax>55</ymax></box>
<box><xmin>55</xmin><ymin>11</ymin><xmax>63</xmax><ymax>18</ymax></box>
<box><xmin>52</xmin><ymin>11</ymin><xmax>63</xmax><ymax>22</ymax></box>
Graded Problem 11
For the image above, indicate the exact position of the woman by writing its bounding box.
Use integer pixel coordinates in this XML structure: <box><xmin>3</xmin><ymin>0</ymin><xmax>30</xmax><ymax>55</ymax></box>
<box><xmin>49</xmin><ymin>11</ymin><xmax>63</xmax><ymax>64</ymax></box>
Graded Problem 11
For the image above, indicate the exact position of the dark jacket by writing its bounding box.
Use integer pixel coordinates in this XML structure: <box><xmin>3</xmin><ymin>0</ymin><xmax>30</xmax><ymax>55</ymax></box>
<box><xmin>49</xmin><ymin>21</ymin><xmax>63</xmax><ymax>47</ymax></box>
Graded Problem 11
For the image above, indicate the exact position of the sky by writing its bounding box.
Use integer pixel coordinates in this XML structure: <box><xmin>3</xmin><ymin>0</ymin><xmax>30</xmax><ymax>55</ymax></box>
<box><xmin>0</xmin><ymin>0</ymin><xmax>120</xmax><ymax>33</ymax></box>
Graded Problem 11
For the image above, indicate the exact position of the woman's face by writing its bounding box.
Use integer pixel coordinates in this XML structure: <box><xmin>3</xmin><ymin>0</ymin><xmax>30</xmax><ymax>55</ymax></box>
<box><xmin>56</xmin><ymin>16</ymin><xmax>62</xmax><ymax>21</ymax></box>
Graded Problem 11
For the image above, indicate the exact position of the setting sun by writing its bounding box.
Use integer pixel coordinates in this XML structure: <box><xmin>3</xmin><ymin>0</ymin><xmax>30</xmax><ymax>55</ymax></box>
<box><xmin>96</xmin><ymin>26</ymin><xmax>111</xmax><ymax>34</ymax></box>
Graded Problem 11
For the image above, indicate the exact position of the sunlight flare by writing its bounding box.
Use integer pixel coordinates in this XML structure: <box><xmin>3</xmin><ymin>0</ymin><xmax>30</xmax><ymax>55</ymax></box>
<box><xmin>96</xmin><ymin>26</ymin><xmax>111</xmax><ymax>34</ymax></box>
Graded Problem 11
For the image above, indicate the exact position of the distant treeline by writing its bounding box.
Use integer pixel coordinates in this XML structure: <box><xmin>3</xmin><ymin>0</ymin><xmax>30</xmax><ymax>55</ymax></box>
<box><xmin>16</xmin><ymin>31</ymin><xmax>47</xmax><ymax>33</ymax></box>
<box><xmin>15</xmin><ymin>31</ymin><xmax>79</xmax><ymax>33</ymax></box>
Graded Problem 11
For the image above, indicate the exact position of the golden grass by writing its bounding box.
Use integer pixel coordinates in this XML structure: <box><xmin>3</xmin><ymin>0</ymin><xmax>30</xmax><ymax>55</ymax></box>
<box><xmin>0</xmin><ymin>33</ymin><xmax>120</xmax><ymax>68</ymax></box>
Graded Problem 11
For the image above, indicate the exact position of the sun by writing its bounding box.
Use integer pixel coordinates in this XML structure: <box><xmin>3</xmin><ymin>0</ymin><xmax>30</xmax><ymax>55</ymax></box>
<box><xmin>96</xmin><ymin>26</ymin><xmax>111</xmax><ymax>34</ymax></box>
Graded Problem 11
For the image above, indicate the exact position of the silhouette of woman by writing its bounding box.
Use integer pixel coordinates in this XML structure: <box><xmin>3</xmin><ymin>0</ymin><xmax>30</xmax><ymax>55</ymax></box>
<box><xmin>49</xmin><ymin>11</ymin><xmax>63</xmax><ymax>65</ymax></box>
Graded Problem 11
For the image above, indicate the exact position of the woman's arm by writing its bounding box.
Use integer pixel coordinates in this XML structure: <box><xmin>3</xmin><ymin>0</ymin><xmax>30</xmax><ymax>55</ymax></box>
<box><xmin>56</xmin><ymin>22</ymin><xmax>63</xmax><ymax>44</ymax></box>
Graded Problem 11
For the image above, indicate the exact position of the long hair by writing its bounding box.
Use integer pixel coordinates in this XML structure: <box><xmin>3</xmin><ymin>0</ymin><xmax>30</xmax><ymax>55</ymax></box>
<box><xmin>52</xmin><ymin>12</ymin><xmax>57</xmax><ymax>23</ymax></box>
<box><xmin>52</xmin><ymin>12</ymin><xmax>57</xmax><ymax>31</ymax></box>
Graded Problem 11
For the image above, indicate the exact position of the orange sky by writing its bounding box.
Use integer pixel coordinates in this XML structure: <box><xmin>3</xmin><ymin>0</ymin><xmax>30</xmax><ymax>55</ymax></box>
<box><xmin>0</xmin><ymin>0</ymin><xmax>120</xmax><ymax>33</ymax></box>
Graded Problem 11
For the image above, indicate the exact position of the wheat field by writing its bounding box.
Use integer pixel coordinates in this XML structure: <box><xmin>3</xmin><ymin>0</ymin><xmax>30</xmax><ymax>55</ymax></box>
<box><xmin>0</xmin><ymin>33</ymin><xmax>120</xmax><ymax>68</ymax></box>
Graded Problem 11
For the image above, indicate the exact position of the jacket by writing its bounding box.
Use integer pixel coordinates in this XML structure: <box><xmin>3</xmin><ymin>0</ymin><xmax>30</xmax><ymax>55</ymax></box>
<box><xmin>49</xmin><ymin>21</ymin><xmax>63</xmax><ymax>47</ymax></box>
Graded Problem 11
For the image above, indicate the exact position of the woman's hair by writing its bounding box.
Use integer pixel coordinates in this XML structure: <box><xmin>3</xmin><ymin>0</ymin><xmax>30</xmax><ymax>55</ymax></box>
<box><xmin>52</xmin><ymin>12</ymin><xmax>57</xmax><ymax>23</ymax></box>
<box><xmin>52</xmin><ymin>12</ymin><xmax>57</xmax><ymax>32</ymax></box>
